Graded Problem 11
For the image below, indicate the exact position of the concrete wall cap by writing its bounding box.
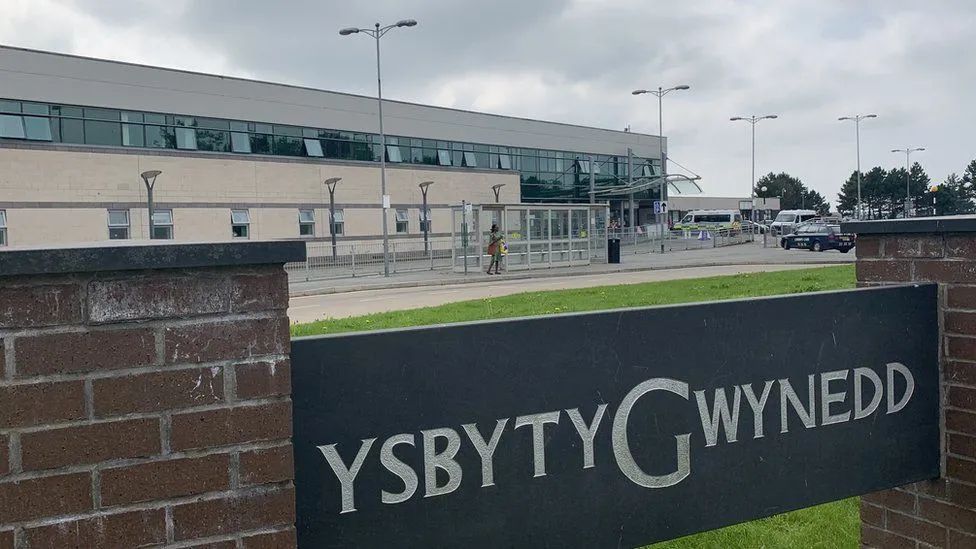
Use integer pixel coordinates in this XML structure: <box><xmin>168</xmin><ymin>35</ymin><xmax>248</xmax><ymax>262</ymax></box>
<box><xmin>0</xmin><ymin>240</ymin><xmax>306</xmax><ymax>277</ymax></box>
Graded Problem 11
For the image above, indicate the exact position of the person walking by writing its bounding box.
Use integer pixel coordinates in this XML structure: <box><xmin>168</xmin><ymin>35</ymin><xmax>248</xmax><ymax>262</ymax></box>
<box><xmin>486</xmin><ymin>224</ymin><xmax>503</xmax><ymax>275</ymax></box>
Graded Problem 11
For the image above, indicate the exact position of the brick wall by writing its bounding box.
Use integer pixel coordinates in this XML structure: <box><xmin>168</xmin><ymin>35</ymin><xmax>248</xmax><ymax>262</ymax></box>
<box><xmin>0</xmin><ymin>258</ymin><xmax>297</xmax><ymax>548</ymax></box>
<box><xmin>855</xmin><ymin>231</ymin><xmax>976</xmax><ymax>548</ymax></box>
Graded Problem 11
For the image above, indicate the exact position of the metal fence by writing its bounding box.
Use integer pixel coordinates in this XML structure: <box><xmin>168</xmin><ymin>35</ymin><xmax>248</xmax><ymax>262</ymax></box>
<box><xmin>285</xmin><ymin>238</ymin><xmax>454</xmax><ymax>281</ymax></box>
<box><xmin>604</xmin><ymin>224</ymin><xmax>758</xmax><ymax>255</ymax></box>
<box><xmin>285</xmin><ymin>225</ymin><xmax>758</xmax><ymax>281</ymax></box>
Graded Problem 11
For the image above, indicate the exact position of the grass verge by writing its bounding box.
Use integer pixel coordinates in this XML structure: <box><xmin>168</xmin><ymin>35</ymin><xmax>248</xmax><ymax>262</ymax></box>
<box><xmin>291</xmin><ymin>264</ymin><xmax>860</xmax><ymax>548</ymax></box>
<box><xmin>291</xmin><ymin>264</ymin><xmax>856</xmax><ymax>337</ymax></box>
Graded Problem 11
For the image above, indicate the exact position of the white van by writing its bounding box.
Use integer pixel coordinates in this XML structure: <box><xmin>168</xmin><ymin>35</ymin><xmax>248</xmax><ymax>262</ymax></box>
<box><xmin>672</xmin><ymin>210</ymin><xmax>742</xmax><ymax>232</ymax></box>
<box><xmin>769</xmin><ymin>209</ymin><xmax>818</xmax><ymax>235</ymax></box>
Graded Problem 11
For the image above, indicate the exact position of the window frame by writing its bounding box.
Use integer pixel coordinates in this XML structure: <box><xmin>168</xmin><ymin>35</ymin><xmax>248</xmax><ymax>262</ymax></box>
<box><xmin>419</xmin><ymin>207</ymin><xmax>432</xmax><ymax>233</ymax></box>
<box><xmin>395</xmin><ymin>208</ymin><xmax>409</xmax><ymax>233</ymax></box>
<box><xmin>0</xmin><ymin>209</ymin><xmax>7</xmax><ymax>246</ymax></box>
<box><xmin>151</xmin><ymin>209</ymin><xmax>174</xmax><ymax>240</ymax></box>
<box><xmin>231</xmin><ymin>208</ymin><xmax>251</xmax><ymax>239</ymax></box>
<box><xmin>107</xmin><ymin>209</ymin><xmax>130</xmax><ymax>240</ymax></box>
<box><xmin>299</xmin><ymin>209</ymin><xmax>315</xmax><ymax>237</ymax></box>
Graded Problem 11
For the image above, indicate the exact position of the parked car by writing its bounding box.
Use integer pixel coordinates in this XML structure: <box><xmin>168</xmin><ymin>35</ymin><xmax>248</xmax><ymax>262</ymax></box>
<box><xmin>780</xmin><ymin>223</ymin><xmax>855</xmax><ymax>252</ymax></box>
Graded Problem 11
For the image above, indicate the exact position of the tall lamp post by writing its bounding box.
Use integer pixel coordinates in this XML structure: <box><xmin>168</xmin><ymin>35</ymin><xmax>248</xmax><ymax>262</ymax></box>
<box><xmin>891</xmin><ymin>147</ymin><xmax>925</xmax><ymax>218</ymax></box>
<box><xmin>839</xmin><ymin>114</ymin><xmax>877</xmax><ymax>219</ymax></box>
<box><xmin>491</xmin><ymin>183</ymin><xmax>506</xmax><ymax>203</ymax></box>
<box><xmin>419</xmin><ymin>180</ymin><xmax>433</xmax><ymax>254</ymax></box>
<box><xmin>340</xmin><ymin>18</ymin><xmax>417</xmax><ymax>277</ymax></box>
<box><xmin>324</xmin><ymin>177</ymin><xmax>342</xmax><ymax>259</ymax></box>
<box><xmin>632</xmin><ymin>85</ymin><xmax>690</xmax><ymax>252</ymax></box>
<box><xmin>140</xmin><ymin>170</ymin><xmax>162</xmax><ymax>239</ymax></box>
<box><xmin>730</xmin><ymin>115</ymin><xmax>778</xmax><ymax>222</ymax></box>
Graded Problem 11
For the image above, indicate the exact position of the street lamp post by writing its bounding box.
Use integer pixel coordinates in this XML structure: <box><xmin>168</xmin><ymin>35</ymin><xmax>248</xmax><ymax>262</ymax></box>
<box><xmin>730</xmin><ymin>115</ymin><xmax>778</xmax><ymax>222</ymax></box>
<box><xmin>891</xmin><ymin>147</ymin><xmax>925</xmax><ymax>217</ymax></box>
<box><xmin>839</xmin><ymin>114</ymin><xmax>877</xmax><ymax>219</ymax></box>
<box><xmin>324</xmin><ymin>177</ymin><xmax>342</xmax><ymax>259</ymax></box>
<box><xmin>632</xmin><ymin>85</ymin><xmax>690</xmax><ymax>252</ymax></box>
<box><xmin>419</xmin><ymin>180</ymin><xmax>433</xmax><ymax>254</ymax></box>
<box><xmin>491</xmin><ymin>183</ymin><xmax>506</xmax><ymax>203</ymax></box>
<box><xmin>340</xmin><ymin>19</ymin><xmax>417</xmax><ymax>277</ymax></box>
<box><xmin>140</xmin><ymin>170</ymin><xmax>162</xmax><ymax>239</ymax></box>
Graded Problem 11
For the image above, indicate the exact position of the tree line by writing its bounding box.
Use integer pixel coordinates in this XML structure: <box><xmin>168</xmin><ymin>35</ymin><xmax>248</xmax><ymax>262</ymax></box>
<box><xmin>836</xmin><ymin>159</ymin><xmax>976</xmax><ymax>218</ymax></box>
<box><xmin>752</xmin><ymin>159</ymin><xmax>976</xmax><ymax>219</ymax></box>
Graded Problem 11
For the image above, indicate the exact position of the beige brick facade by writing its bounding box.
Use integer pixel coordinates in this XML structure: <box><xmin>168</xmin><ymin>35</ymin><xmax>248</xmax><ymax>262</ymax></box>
<box><xmin>0</xmin><ymin>146</ymin><xmax>519</xmax><ymax>247</ymax></box>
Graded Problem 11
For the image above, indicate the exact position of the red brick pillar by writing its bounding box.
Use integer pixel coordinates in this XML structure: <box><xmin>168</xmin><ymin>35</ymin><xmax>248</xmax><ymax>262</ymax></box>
<box><xmin>849</xmin><ymin>218</ymin><xmax>976</xmax><ymax>548</ymax></box>
<box><xmin>0</xmin><ymin>241</ymin><xmax>304</xmax><ymax>548</ymax></box>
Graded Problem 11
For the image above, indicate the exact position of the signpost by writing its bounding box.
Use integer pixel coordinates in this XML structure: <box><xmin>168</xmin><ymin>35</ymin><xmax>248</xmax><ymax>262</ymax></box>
<box><xmin>292</xmin><ymin>285</ymin><xmax>939</xmax><ymax>548</ymax></box>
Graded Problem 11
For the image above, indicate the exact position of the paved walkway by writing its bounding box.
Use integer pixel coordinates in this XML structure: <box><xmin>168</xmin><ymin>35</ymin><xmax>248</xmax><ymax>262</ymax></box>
<box><xmin>288</xmin><ymin>239</ymin><xmax>854</xmax><ymax>297</ymax></box>
<box><xmin>288</xmin><ymin>262</ymin><xmax>847</xmax><ymax>323</ymax></box>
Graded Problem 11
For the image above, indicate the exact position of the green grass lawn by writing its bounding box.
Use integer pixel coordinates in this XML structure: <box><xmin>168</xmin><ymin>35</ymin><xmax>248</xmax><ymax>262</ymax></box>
<box><xmin>291</xmin><ymin>264</ymin><xmax>860</xmax><ymax>548</ymax></box>
<box><xmin>292</xmin><ymin>264</ymin><xmax>855</xmax><ymax>337</ymax></box>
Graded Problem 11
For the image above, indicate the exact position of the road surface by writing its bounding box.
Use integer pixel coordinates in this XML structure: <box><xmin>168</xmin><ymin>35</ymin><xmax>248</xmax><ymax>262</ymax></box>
<box><xmin>288</xmin><ymin>263</ymin><xmax>844</xmax><ymax>323</ymax></box>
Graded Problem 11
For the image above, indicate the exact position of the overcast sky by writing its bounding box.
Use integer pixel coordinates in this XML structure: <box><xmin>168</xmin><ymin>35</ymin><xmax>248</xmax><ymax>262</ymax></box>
<box><xmin>3</xmin><ymin>0</ymin><xmax>974</xmax><ymax>204</ymax></box>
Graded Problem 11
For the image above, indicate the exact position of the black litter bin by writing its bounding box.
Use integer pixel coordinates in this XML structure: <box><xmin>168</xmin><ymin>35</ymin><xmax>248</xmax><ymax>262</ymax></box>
<box><xmin>607</xmin><ymin>238</ymin><xmax>621</xmax><ymax>264</ymax></box>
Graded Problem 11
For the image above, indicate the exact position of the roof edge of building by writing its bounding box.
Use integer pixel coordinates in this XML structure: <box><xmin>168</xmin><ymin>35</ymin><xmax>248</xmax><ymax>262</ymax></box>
<box><xmin>0</xmin><ymin>43</ymin><xmax>663</xmax><ymax>141</ymax></box>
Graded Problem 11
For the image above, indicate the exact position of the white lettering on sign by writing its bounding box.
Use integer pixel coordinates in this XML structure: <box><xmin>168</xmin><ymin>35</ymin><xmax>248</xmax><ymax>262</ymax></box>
<box><xmin>318</xmin><ymin>363</ymin><xmax>917</xmax><ymax>513</ymax></box>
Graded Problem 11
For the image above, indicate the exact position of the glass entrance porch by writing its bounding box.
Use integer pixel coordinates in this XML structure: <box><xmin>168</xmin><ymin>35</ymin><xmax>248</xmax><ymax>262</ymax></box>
<box><xmin>450</xmin><ymin>203</ymin><xmax>608</xmax><ymax>272</ymax></box>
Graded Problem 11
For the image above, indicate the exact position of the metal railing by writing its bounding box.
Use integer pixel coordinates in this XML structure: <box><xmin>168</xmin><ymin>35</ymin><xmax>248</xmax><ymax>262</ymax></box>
<box><xmin>599</xmin><ymin>224</ymin><xmax>758</xmax><ymax>256</ymax></box>
<box><xmin>285</xmin><ymin>238</ymin><xmax>454</xmax><ymax>281</ymax></box>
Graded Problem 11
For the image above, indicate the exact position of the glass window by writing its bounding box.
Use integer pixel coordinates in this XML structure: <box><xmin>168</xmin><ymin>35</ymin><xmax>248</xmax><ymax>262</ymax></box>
<box><xmin>107</xmin><ymin>209</ymin><xmax>130</xmax><ymax>240</ymax></box>
<box><xmin>22</xmin><ymin>103</ymin><xmax>48</xmax><ymax>115</ymax></box>
<box><xmin>175</xmin><ymin>127</ymin><xmax>198</xmax><ymax>150</ymax></box>
<box><xmin>576</xmin><ymin>159</ymin><xmax>601</xmax><ymax>174</ymax></box>
<box><xmin>0</xmin><ymin>100</ymin><xmax>20</xmax><ymax>114</ymax></box>
<box><xmin>437</xmin><ymin>149</ymin><xmax>452</xmax><ymax>166</ymax></box>
<box><xmin>498</xmin><ymin>154</ymin><xmax>512</xmax><ymax>170</ymax></box>
<box><xmin>196</xmin><ymin>129</ymin><xmax>230</xmax><ymax>152</ymax></box>
<box><xmin>462</xmin><ymin>151</ymin><xmax>477</xmax><ymax>167</ymax></box>
<box><xmin>395</xmin><ymin>208</ymin><xmax>409</xmax><ymax>233</ymax></box>
<box><xmin>22</xmin><ymin>116</ymin><xmax>51</xmax><ymax>140</ymax></box>
<box><xmin>174</xmin><ymin>116</ymin><xmax>196</xmax><ymax>127</ymax></box>
<box><xmin>251</xmin><ymin>133</ymin><xmax>273</xmax><ymax>155</ymax></box>
<box><xmin>152</xmin><ymin>209</ymin><xmax>174</xmax><ymax>240</ymax></box>
<box><xmin>85</xmin><ymin>108</ymin><xmax>120</xmax><ymax>121</ymax></box>
<box><xmin>274</xmin><ymin>135</ymin><xmax>303</xmax><ymax>156</ymax></box>
<box><xmin>386</xmin><ymin>144</ymin><xmax>403</xmax><ymax>163</ymax></box>
<box><xmin>231</xmin><ymin>132</ymin><xmax>251</xmax><ymax>153</ymax></box>
<box><xmin>0</xmin><ymin>209</ymin><xmax>6</xmax><ymax>246</ymax></box>
<box><xmin>304</xmin><ymin>138</ymin><xmax>324</xmax><ymax>157</ymax></box>
<box><xmin>144</xmin><ymin>113</ymin><xmax>167</xmax><ymax>125</ymax></box>
<box><xmin>231</xmin><ymin>209</ymin><xmax>250</xmax><ymax>238</ymax></box>
<box><xmin>229</xmin><ymin>120</ymin><xmax>248</xmax><ymax>132</ymax></box>
<box><xmin>145</xmin><ymin>125</ymin><xmax>175</xmax><ymax>148</ymax></box>
<box><xmin>196</xmin><ymin>117</ymin><xmax>229</xmax><ymax>130</ymax></box>
<box><xmin>61</xmin><ymin>118</ymin><xmax>85</xmax><ymax>144</ymax></box>
<box><xmin>419</xmin><ymin>208</ymin><xmax>432</xmax><ymax>233</ymax></box>
<box><xmin>120</xmin><ymin>111</ymin><xmax>144</xmax><ymax>124</ymax></box>
<box><xmin>84</xmin><ymin>120</ymin><xmax>122</xmax><ymax>146</ymax></box>
<box><xmin>299</xmin><ymin>209</ymin><xmax>315</xmax><ymax>237</ymax></box>
<box><xmin>0</xmin><ymin>115</ymin><xmax>25</xmax><ymax>138</ymax></box>
<box><xmin>331</xmin><ymin>209</ymin><xmax>345</xmax><ymax>235</ymax></box>
<box><xmin>274</xmin><ymin>125</ymin><xmax>302</xmax><ymax>137</ymax></box>
<box><xmin>121</xmin><ymin>123</ymin><xmax>144</xmax><ymax>147</ymax></box>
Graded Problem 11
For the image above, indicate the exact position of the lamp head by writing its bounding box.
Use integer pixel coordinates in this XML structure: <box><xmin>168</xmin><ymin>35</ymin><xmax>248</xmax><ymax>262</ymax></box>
<box><xmin>730</xmin><ymin>117</ymin><xmax>743</xmax><ymax>121</ymax></box>
<box><xmin>632</xmin><ymin>89</ymin><xmax>647</xmax><ymax>95</ymax></box>
<box><xmin>674</xmin><ymin>85</ymin><xmax>691</xmax><ymax>90</ymax></box>
<box><xmin>838</xmin><ymin>116</ymin><xmax>851</xmax><ymax>121</ymax></box>
<box><xmin>419</xmin><ymin>180</ymin><xmax>434</xmax><ymax>190</ymax></box>
<box><xmin>764</xmin><ymin>114</ymin><xmax>778</xmax><ymax>120</ymax></box>
<box><xmin>324</xmin><ymin>177</ymin><xmax>342</xmax><ymax>185</ymax></box>
<box><xmin>864</xmin><ymin>114</ymin><xmax>878</xmax><ymax>119</ymax></box>
<box><xmin>396</xmin><ymin>19</ymin><xmax>418</xmax><ymax>27</ymax></box>
<box><xmin>339</xmin><ymin>27</ymin><xmax>359</xmax><ymax>36</ymax></box>
<box><xmin>140</xmin><ymin>170</ymin><xmax>162</xmax><ymax>189</ymax></box>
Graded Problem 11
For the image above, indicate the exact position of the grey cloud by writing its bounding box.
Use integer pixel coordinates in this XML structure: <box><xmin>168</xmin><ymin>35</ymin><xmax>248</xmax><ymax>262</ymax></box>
<box><xmin>3</xmin><ymin>0</ymin><xmax>976</xmax><ymax>205</ymax></box>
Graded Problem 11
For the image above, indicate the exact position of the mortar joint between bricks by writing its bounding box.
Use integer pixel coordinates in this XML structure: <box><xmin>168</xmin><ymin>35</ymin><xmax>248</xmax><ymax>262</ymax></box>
<box><xmin>224</xmin><ymin>361</ymin><xmax>238</xmax><ymax>403</ymax></box>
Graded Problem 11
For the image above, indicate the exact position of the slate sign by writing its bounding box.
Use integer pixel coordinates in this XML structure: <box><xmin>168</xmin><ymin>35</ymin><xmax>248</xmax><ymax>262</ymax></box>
<box><xmin>291</xmin><ymin>284</ymin><xmax>939</xmax><ymax>548</ymax></box>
